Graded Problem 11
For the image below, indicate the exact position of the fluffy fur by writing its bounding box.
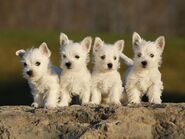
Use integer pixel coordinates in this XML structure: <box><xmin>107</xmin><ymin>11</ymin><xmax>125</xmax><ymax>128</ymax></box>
<box><xmin>58</xmin><ymin>33</ymin><xmax>92</xmax><ymax>106</ymax></box>
<box><xmin>91</xmin><ymin>37</ymin><xmax>124</xmax><ymax>105</ymax></box>
<box><xmin>121</xmin><ymin>32</ymin><xmax>165</xmax><ymax>104</ymax></box>
<box><xmin>16</xmin><ymin>42</ymin><xmax>61</xmax><ymax>108</ymax></box>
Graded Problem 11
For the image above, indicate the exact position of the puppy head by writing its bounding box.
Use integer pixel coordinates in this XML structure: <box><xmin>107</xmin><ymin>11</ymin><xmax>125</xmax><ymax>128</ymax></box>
<box><xmin>132</xmin><ymin>32</ymin><xmax>165</xmax><ymax>69</ymax></box>
<box><xmin>93</xmin><ymin>37</ymin><xmax>124</xmax><ymax>72</ymax></box>
<box><xmin>16</xmin><ymin>42</ymin><xmax>51</xmax><ymax>81</ymax></box>
<box><xmin>59</xmin><ymin>33</ymin><xmax>92</xmax><ymax>71</ymax></box>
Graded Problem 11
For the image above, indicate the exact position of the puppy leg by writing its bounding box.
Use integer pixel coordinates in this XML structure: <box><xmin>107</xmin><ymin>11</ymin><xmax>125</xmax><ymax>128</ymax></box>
<box><xmin>45</xmin><ymin>87</ymin><xmax>59</xmax><ymax>108</ymax></box>
<box><xmin>103</xmin><ymin>97</ymin><xmax>110</xmax><ymax>104</ymax></box>
<box><xmin>127</xmin><ymin>88</ymin><xmax>141</xmax><ymax>104</ymax></box>
<box><xmin>91</xmin><ymin>88</ymin><xmax>101</xmax><ymax>104</ymax></box>
<box><xmin>81</xmin><ymin>87</ymin><xmax>91</xmax><ymax>104</ymax></box>
<box><xmin>120</xmin><ymin>91</ymin><xmax>128</xmax><ymax>105</ymax></box>
<box><xmin>147</xmin><ymin>83</ymin><xmax>162</xmax><ymax>104</ymax></box>
<box><xmin>58</xmin><ymin>89</ymin><xmax>71</xmax><ymax>107</ymax></box>
<box><xmin>109</xmin><ymin>85</ymin><xmax>122</xmax><ymax>105</ymax></box>
<box><xmin>32</xmin><ymin>93</ymin><xmax>43</xmax><ymax>108</ymax></box>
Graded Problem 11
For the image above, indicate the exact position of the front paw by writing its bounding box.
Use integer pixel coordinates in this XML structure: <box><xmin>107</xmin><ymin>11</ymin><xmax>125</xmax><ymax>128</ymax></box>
<box><xmin>31</xmin><ymin>102</ymin><xmax>39</xmax><ymax>108</ymax></box>
<box><xmin>90</xmin><ymin>101</ymin><xmax>99</xmax><ymax>105</ymax></box>
<box><xmin>58</xmin><ymin>102</ymin><xmax>69</xmax><ymax>107</ymax></box>
<box><xmin>112</xmin><ymin>101</ymin><xmax>122</xmax><ymax>106</ymax></box>
<box><xmin>127</xmin><ymin>102</ymin><xmax>142</xmax><ymax>107</ymax></box>
<box><xmin>128</xmin><ymin>99</ymin><xmax>141</xmax><ymax>104</ymax></box>
<box><xmin>81</xmin><ymin>102</ymin><xmax>90</xmax><ymax>106</ymax></box>
<box><xmin>45</xmin><ymin>103</ymin><xmax>57</xmax><ymax>109</ymax></box>
<box><xmin>149</xmin><ymin>98</ymin><xmax>161</xmax><ymax>104</ymax></box>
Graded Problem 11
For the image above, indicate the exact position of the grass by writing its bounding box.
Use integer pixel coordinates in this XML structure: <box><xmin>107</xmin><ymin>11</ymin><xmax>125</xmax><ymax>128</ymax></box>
<box><xmin>0</xmin><ymin>29</ymin><xmax>185</xmax><ymax>105</ymax></box>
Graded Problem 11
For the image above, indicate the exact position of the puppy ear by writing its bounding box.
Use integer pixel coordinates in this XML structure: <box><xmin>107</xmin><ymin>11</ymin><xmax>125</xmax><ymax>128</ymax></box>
<box><xmin>132</xmin><ymin>32</ymin><xmax>141</xmax><ymax>48</ymax></box>
<box><xmin>39</xmin><ymin>42</ymin><xmax>51</xmax><ymax>57</ymax></box>
<box><xmin>93</xmin><ymin>37</ymin><xmax>103</xmax><ymax>53</ymax></box>
<box><xmin>16</xmin><ymin>49</ymin><xmax>26</xmax><ymax>58</ymax></box>
<box><xmin>60</xmin><ymin>33</ymin><xmax>69</xmax><ymax>46</ymax></box>
<box><xmin>155</xmin><ymin>36</ymin><xmax>165</xmax><ymax>52</ymax></box>
<box><xmin>114</xmin><ymin>40</ymin><xmax>124</xmax><ymax>52</ymax></box>
<box><xmin>81</xmin><ymin>36</ymin><xmax>92</xmax><ymax>53</ymax></box>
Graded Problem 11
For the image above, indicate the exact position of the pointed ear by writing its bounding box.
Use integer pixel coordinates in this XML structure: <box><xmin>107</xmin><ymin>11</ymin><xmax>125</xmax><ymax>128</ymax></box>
<box><xmin>132</xmin><ymin>32</ymin><xmax>141</xmax><ymax>48</ymax></box>
<box><xmin>16</xmin><ymin>49</ymin><xmax>26</xmax><ymax>58</ymax></box>
<box><xmin>93</xmin><ymin>37</ymin><xmax>103</xmax><ymax>53</ymax></box>
<box><xmin>114</xmin><ymin>40</ymin><xmax>124</xmax><ymax>52</ymax></box>
<box><xmin>155</xmin><ymin>36</ymin><xmax>165</xmax><ymax>52</ymax></box>
<box><xmin>81</xmin><ymin>36</ymin><xmax>92</xmax><ymax>53</ymax></box>
<box><xmin>60</xmin><ymin>33</ymin><xmax>69</xmax><ymax>46</ymax></box>
<box><xmin>39</xmin><ymin>42</ymin><xmax>51</xmax><ymax>57</ymax></box>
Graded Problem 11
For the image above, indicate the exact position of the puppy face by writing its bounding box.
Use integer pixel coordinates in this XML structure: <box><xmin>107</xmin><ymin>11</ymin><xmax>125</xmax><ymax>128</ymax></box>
<box><xmin>132</xmin><ymin>32</ymin><xmax>165</xmax><ymax>69</ymax></box>
<box><xmin>59</xmin><ymin>33</ymin><xmax>92</xmax><ymax>71</ymax></box>
<box><xmin>16</xmin><ymin>42</ymin><xmax>51</xmax><ymax>81</ymax></box>
<box><xmin>93</xmin><ymin>37</ymin><xmax>124</xmax><ymax>72</ymax></box>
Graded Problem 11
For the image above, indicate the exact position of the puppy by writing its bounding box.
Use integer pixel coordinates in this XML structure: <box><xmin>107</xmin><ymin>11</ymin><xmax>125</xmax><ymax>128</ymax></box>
<box><xmin>91</xmin><ymin>37</ymin><xmax>124</xmax><ymax>105</ymax></box>
<box><xmin>16</xmin><ymin>42</ymin><xmax>61</xmax><ymax>108</ymax></box>
<box><xmin>121</xmin><ymin>32</ymin><xmax>165</xmax><ymax>104</ymax></box>
<box><xmin>58</xmin><ymin>33</ymin><xmax>92</xmax><ymax>106</ymax></box>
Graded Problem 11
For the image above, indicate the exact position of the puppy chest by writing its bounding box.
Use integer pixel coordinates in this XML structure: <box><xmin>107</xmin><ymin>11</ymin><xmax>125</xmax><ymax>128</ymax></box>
<box><xmin>35</xmin><ymin>84</ymin><xmax>49</xmax><ymax>94</ymax></box>
<box><xmin>65</xmin><ymin>76</ymin><xmax>87</xmax><ymax>94</ymax></box>
<box><xmin>136</xmin><ymin>77</ymin><xmax>152</xmax><ymax>92</ymax></box>
<box><xmin>68</xmin><ymin>82</ymin><xmax>82</xmax><ymax>94</ymax></box>
<box><xmin>96</xmin><ymin>79</ymin><xmax>114</xmax><ymax>94</ymax></box>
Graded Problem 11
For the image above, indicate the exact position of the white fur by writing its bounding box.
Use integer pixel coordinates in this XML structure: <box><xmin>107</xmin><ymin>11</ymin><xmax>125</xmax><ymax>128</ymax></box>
<box><xmin>58</xmin><ymin>33</ymin><xmax>92</xmax><ymax>106</ymax></box>
<box><xmin>16</xmin><ymin>42</ymin><xmax>61</xmax><ymax>108</ymax></box>
<box><xmin>121</xmin><ymin>32</ymin><xmax>165</xmax><ymax>104</ymax></box>
<box><xmin>91</xmin><ymin>37</ymin><xmax>124</xmax><ymax>105</ymax></box>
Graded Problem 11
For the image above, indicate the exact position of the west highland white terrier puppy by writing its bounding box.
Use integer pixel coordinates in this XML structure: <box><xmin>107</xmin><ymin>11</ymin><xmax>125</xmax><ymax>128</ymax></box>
<box><xmin>121</xmin><ymin>32</ymin><xmax>165</xmax><ymax>104</ymax></box>
<box><xmin>16</xmin><ymin>42</ymin><xmax>61</xmax><ymax>108</ymax></box>
<box><xmin>91</xmin><ymin>37</ymin><xmax>125</xmax><ymax>105</ymax></box>
<box><xmin>58</xmin><ymin>33</ymin><xmax>92</xmax><ymax>106</ymax></box>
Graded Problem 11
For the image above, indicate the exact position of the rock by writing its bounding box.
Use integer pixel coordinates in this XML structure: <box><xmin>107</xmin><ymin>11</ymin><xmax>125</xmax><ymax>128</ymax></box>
<box><xmin>0</xmin><ymin>103</ymin><xmax>185</xmax><ymax>139</ymax></box>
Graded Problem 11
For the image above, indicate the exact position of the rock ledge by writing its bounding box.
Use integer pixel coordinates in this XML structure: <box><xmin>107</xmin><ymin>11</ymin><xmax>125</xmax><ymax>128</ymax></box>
<box><xmin>0</xmin><ymin>103</ymin><xmax>185</xmax><ymax>139</ymax></box>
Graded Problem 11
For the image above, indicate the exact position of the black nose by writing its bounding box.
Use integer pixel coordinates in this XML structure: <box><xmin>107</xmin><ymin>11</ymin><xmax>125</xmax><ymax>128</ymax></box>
<box><xmin>27</xmin><ymin>70</ymin><xmax>33</xmax><ymax>76</ymax></box>
<box><xmin>107</xmin><ymin>63</ymin><xmax>113</xmax><ymax>69</ymax></box>
<box><xmin>141</xmin><ymin>61</ymin><xmax>147</xmax><ymax>66</ymax></box>
<box><xmin>65</xmin><ymin>62</ymin><xmax>72</xmax><ymax>68</ymax></box>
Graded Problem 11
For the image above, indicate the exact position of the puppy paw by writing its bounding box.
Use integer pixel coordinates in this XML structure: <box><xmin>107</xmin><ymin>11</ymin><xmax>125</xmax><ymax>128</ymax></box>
<box><xmin>127</xmin><ymin>102</ymin><xmax>142</xmax><ymax>107</ymax></box>
<box><xmin>58</xmin><ymin>102</ymin><xmax>69</xmax><ymax>107</ymax></box>
<box><xmin>90</xmin><ymin>101</ymin><xmax>99</xmax><ymax>105</ymax></box>
<box><xmin>31</xmin><ymin>102</ymin><xmax>39</xmax><ymax>108</ymax></box>
<box><xmin>109</xmin><ymin>101</ymin><xmax>122</xmax><ymax>106</ymax></box>
<box><xmin>45</xmin><ymin>103</ymin><xmax>56</xmax><ymax>109</ymax></box>
<box><xmin>114</xmin><ymin>102</ymin><xmax>122</xmax><ymax>106</ymax></box>
<box><xmin>149</xmin><ymin>98</ymin><xmax>161</xmax><ymax>104</ymax></box>
<box><xmin>81</xmin><ymin>103</ymin><xmax>90</xmax><ymax>106</ymax></box>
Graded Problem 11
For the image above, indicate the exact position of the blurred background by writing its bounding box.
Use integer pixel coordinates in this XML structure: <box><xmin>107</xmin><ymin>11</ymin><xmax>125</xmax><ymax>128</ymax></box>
<box><xmin>0</xmin><ymin>0</ymin><xmax>185</xmax><ymax>105</ymax></box>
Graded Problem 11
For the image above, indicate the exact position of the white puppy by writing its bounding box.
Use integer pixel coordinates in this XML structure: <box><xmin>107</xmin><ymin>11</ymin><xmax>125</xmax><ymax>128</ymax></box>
<box><xmin>91</xmin><ymin>37</ymin><xmax>124</xmax><ymax>105</ymax></box>
<box><xmin>16</xmin><ymin>42</ymin><xmax>61</xmax><ymax>108</ymax></box>
<box><xmin>121</xmin><ymin>32</ymin><xmax>165</xmax><ymax>104</ymax></box>
<box><xmin>58</xmin><ymin>33</ymin><xmax>92</xmax><ymax>106</ymax></box>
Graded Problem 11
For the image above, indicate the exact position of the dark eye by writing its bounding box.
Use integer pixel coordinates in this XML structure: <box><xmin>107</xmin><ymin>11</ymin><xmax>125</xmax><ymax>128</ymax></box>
<box><xmin>63</xmin><ymin>54</ymin><xmax>66</xmax><ymax>58</ymax></box>
<box><xmin>114</xmin><ymin>56</ymin><xmax>117</xmax><ymax>60</ymax></box>
<box><xmin>101</xmin><ymin>55</ymin><xmax>105</xmax><ymax>60</ymax></box>
<box><xmin>150</xmin><ymin>54</ymin><xmax>154</xmax><ymax>58</ymax></box>
<box><xmin>23</xmin><ymin>62</ymin><xmax>27</xmax><ymax>67</ymax></box>
<box><xmin>137</xmin><ymin>53</ymin><xmax>142</xmax><ymax>57</ymax></box>
<box><xmin>75</xmin><ymin>55</ymin><xmax>80</xmax><ymax>59</ymax></box>
<box><xmin>35</xmin><ymin>61</ymin><xmax>40</xmax><ymax>66</ymax></box>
